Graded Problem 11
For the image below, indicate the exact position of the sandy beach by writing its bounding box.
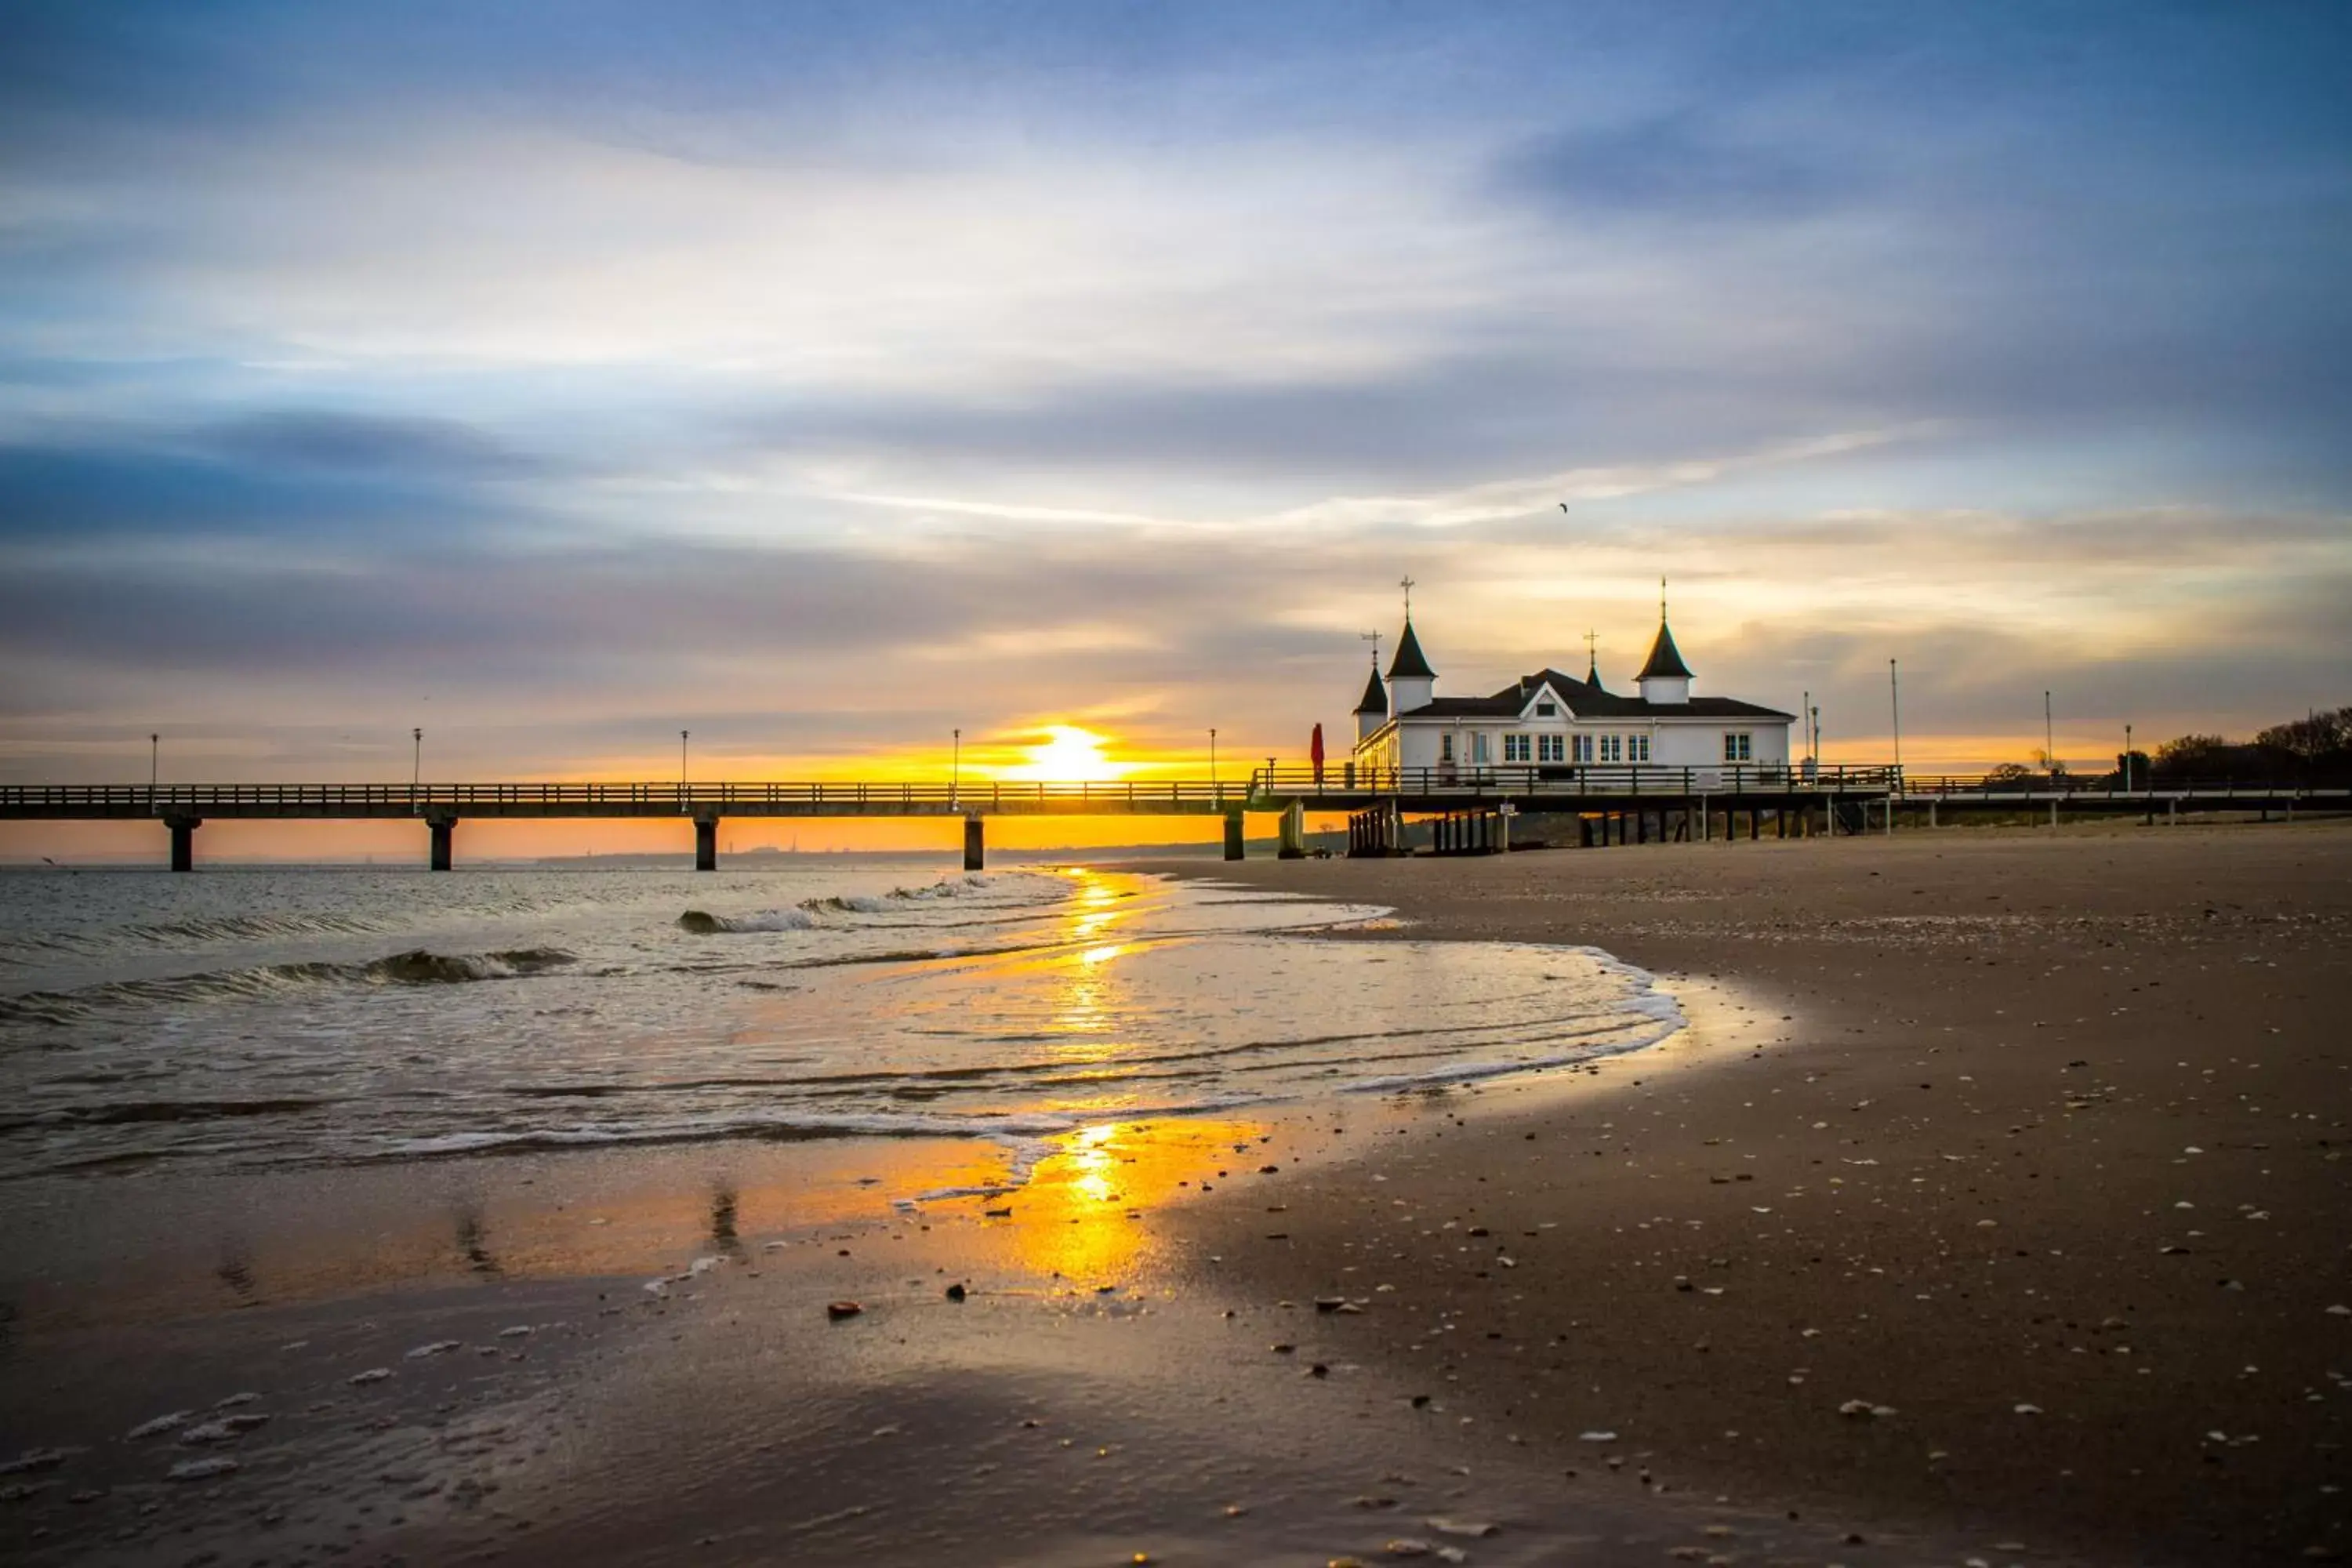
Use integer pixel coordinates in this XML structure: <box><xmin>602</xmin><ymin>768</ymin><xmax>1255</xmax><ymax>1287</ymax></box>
<box><xmin>4</xmin><ymin>820</ymin><xmax>2347</xmax><ymax>1567</ymax></box>
<box><xmin>1148</xmin><ymin>818</ymin><xmax>2352</xmax><ymax>1563</ymax></box>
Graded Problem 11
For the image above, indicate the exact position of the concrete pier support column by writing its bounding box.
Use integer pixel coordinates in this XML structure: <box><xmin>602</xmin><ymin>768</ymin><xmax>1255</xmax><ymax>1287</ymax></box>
<box><xmin>426</xmin><ymin>810</ymin><xmax>457</xmax><ymax>872</ymax></box>
<box><xmin>1277</xmin><ymin>801</ymin><xmax>1306</xmax><ymax>859</ymax></box>
<box><xmin>694</xmin><ymin>813</ymin><xmax>720</xmax><ymax>873</ymax></box>
<box><xmin>963</xmin><ymin>815</ymin><xmax>985</xmax><ymax>872</ymax></box>
<box><xmin>1222</xmin><ymin>808</ymin><xmax>1246</xmax><ymax>862</ymax></box>
<box><xmin>2050</xmin><ymin>800</ymin><xmax>2060</xmax><ymax>829</ymax></box>
<box><xmin>165</xmin><ymin>811</ymin><xmax>201</xmax><ymax>873</ymax></box>
<box><xmin>1749</xmin><ymin>808</ymin><xmax>1761</xmax><ymax>841</ymax></box>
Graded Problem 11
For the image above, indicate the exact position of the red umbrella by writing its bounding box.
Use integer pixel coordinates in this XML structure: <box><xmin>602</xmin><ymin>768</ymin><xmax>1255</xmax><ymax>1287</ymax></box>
<box><xmin>1309</xmin><ymin>722</ymin><xmax>1325</xmax><ymax>784</ymax></box>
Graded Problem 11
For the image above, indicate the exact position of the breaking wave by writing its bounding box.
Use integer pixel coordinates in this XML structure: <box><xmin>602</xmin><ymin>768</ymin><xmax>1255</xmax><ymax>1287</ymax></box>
<box><xmin>0</xmin><ymin>946</ymin><xmax>577</xmax><ymax>1026</ymax></box>
<box><xmin>679</xmin><ymin>873</ymin><xmax>1016</xmax><ymax>935</ymax></box>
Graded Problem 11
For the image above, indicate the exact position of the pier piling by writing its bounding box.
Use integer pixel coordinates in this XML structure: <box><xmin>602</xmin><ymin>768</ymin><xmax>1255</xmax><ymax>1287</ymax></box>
<box><xmin>694</xmin><ymin>813</ymin><xmax>719</xmax><ymax>873</ymax></box>
<box><xmin>964</xmin><ymin>815</ymin><xmax>985</xmax><ymax>872</ymax></box>
<box><xmin>426</xmin><ymin>811</ymin><xmax>457</xmax><ymax>872</ymax></box>
<box><xmin>1222</xmin><ymin>808</ymin><xmax>1246</xmax><ymax>862</ymax></box>
<box><xmin>165</xmin><ymin>811</ymin><xmax>200</xmax><ymax>872</ymax></box>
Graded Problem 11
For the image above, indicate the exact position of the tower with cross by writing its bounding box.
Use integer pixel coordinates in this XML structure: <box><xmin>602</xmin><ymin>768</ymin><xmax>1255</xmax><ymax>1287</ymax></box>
<box><xmin>1385</xmin><ymin>578</ymin><xmax>1438</xmax><ymax>717</ymax></box>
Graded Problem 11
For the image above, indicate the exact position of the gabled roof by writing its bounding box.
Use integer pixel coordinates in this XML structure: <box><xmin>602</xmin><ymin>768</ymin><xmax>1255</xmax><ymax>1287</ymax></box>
<box><xmin>1404</xmin><ymin>694</ymin><xmax>1522</xmax><ymax>718</ymax></box>
<box><xmin>1638</xmin><ymin>618</ymin><xmax>1693</xmax><ymax>681</ymax></box>
<box><xmin>1387</xmin><ymin>619</ymin><xmax>1436</xmax><ymax>681</ymax></box>
<box><xmin>1355</xmin><ymin>666</ymin><xmax>1388</xmax><ymax>714</ymax></box>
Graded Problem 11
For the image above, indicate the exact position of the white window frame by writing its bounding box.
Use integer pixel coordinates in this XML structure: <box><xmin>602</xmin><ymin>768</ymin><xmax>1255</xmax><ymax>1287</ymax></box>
<box><xmin>1537</xmin><ymin>734</ymin><xmax>1566</xmax><ymax>763</ymax></box>
<box><xmin>1599</xmin><ymin>735</ymin><xmax>1622</xmax><ymax>763</ymax></box>
<box><xmin>1630</xmin><ymin>734</ymin><xmax>1650</xmax><ymax>764</ymax></box>
<box><xmin>1722</xmin><ymin>731</ymin><xmax>1752</xmax><ymax>763</ymax></box>
<box><xmin>1503</xmin><ymin>734</ymin><xmax>1531</xmax><ymax>764</ymax></box>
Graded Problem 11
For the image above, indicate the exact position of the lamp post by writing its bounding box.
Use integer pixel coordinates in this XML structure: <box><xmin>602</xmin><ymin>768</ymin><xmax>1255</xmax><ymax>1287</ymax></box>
<box><xmin>1889</xmin><ymin>659</ymin><xmax>1902</xmax><ymax>782</ymax></box>
<box><xmin>2124</xmin><ymin>723</ymin><xmax>2133</xmax><ymax>791</ymax></box>
<box><xmin>149</xmin><ymin>732</ymin><xmax>158</xmax><ymax>803</ymax></box>
<box><xmin>681</xmin><ymin>730</ymin><xmax>690</xmax><ymax>792</ymax></box>
<box><xmin>1208</xmin><ymin>728</ymin><xmax>1218</xmax><ymax>790</ymax></box>
<box><xmin>952</xmin><ymin>728</ymin><xmax>961</xmax><ymax>803</ymax></box>
<box><xmin>411</xmin><ymin>727</ymin><xmax>422</xmax><ymax>813</ymax></box>
<box><xmin>2044</xmin><ymin>690</ymin><xmax>2055</xmax><ymax>775</ymax></box>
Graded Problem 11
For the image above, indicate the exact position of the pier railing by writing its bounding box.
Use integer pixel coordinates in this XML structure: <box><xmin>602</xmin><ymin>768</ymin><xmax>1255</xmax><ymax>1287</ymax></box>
<box><xmin>3</xmin><ymin>768</ymin><xmax>2341</xmax><ymax>822</ymax></box>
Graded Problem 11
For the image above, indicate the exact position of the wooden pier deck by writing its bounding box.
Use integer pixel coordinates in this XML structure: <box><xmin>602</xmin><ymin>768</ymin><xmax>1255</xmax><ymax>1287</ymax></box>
<box><xmin>2</xmin><ymin>766</ymin><xmax>2340</xmax><ymax>870</ymax></box>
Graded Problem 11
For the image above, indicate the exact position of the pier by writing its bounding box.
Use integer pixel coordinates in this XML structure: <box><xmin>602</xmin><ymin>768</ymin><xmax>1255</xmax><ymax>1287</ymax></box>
<box><xmin>3</xmin><ymin>766</ymin><xmax>2341</xmax><ymax>869</ymax></box>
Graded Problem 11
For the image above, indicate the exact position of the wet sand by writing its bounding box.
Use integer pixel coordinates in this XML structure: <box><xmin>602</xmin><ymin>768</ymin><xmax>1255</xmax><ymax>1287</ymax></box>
<box><xmin>1142</xmin><ymin>818</ymin><xmax>2352</xmax><ymax>1564</ymax></box>
<box><xmin>4</xmin><ymin>821</ymin><xmax>2346</xmax><ymax>1566</ymax></box>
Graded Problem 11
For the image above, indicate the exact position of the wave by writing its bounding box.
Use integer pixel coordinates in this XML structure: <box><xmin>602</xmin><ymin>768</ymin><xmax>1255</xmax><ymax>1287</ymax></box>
<box><xmin>679</xmin><ymin>908</ymin><xmax>817</xmax><ymax>934</ymax></box>
<box><xmin>680</xmin><ymin>872</ymin><xmax>1039</xmax><ymax>935</ymax></box>
<box><xmin>0</xmin><ymin>946</ymin><xmax>576</xmax><ymax>1025</ymax></box>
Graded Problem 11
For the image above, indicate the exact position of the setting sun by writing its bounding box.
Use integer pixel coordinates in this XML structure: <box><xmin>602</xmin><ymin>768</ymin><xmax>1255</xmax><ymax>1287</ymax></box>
<box><xmin>1004</xmin><ymin>724</ymin><xmax>1128</xmax><ymax>782</ymax></box>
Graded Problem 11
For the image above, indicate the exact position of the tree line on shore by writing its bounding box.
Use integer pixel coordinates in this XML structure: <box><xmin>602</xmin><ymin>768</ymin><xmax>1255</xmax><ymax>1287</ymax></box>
<box><xmin>1989</xmin><ymin>706</ymin><xmax>2351</xmax><ymax>786</ymax></box>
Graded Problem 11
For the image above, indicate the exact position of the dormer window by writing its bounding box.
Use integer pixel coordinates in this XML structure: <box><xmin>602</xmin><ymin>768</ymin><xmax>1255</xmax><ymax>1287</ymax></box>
<box><xmin>1535</xmin><ymin>701</ymin><xmax>1557</xmax><ymax>717</ymax></box>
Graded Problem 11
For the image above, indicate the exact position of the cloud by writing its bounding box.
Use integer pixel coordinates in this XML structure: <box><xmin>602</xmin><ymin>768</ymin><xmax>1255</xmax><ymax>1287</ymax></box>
<box><xmin>2</xmin><ymin>3</ymin><xmax>2348</xmax><ymax>785</ymax></box>
<box><xmin>201</xmin><ymin>412</ymin><xmax>547</xmax><ymax>478</ymax></box>
<box><xmin>1496</xmin><ymin>113</ymin><xmax>1855</xmax><ymax>223</ymax></box>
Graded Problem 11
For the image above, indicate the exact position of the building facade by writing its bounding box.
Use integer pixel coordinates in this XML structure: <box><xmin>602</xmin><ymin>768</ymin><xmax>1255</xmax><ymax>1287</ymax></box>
<box><xmin>1350</xmin><ymin>603</ymin><xmax>1795</xmax><ymax>782</ymax></box>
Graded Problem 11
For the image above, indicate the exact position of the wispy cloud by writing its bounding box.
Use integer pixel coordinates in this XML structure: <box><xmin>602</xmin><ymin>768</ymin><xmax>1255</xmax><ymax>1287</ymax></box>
<box><xmin>2</xmin><ymin>2</ymin><xmax>2347</xmax><ymax>789</ymax></box>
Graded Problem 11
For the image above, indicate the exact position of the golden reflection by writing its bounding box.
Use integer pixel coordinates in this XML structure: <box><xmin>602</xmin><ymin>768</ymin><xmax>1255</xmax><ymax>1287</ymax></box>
<box><xmin>988</xmin><ymin>1116</ymin><xmax>1269</xmax><ymax>1284</ymax></box>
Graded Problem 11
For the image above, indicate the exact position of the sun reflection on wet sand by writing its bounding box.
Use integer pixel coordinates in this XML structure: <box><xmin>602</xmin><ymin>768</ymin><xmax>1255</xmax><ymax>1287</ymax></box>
<box><xmin>976</xmin><ymin>1116</ymin><xmax>1268</xmax><ymax>1286</ymax></box>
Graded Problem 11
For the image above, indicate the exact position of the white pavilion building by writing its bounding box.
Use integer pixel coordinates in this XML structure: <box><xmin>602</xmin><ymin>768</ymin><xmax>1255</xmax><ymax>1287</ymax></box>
<box><xmin>1350</xmin><ymin>598</ymin><xmax>1795</xmax><ymax>781</ymax></box>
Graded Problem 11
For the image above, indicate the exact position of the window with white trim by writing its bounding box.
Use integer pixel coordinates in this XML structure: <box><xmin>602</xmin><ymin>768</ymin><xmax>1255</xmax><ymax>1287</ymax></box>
<box><xmin>1535</xmin><ymin>701</ymin><xmax>1557</xmax><ymax>717</ymax></box>
<box><xmin>1537</xmin><ymin>734</ymin><xmax>1565</xmax><ymax>763</ymax></box>
<box><xmin>1440</xmin><ymin>732</ymin><xmax>1455</xmax><ymax>762</ymax></box>
<box><xmin>1630</xmin><ymin>734</ymin><xmax>1650</xmax><ymax>763</ymax></box>
<box><xmin>1599</xmin><ymin>734</ymin><xmax>1622</xmax><ymax>763</ymax></box>
<box><xmin>1722</xmin><ymin>731</ymin><xmax>1752</xmax><ymax>763</ymax></box>
<box><xmin>1503</xmin><ymin>734</ymin><xmax>1531</xmax><ymax>763</ymax></box>
<box><xmin>1572</xmin><ymin>733</ymin><xmax>1594</xmax><ymax>763</ymax></box>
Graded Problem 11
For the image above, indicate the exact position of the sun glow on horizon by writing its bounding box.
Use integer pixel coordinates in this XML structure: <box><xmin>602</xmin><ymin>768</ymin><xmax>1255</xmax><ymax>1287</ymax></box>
<box><xmin>1001</xmin><ymin>724</ymin><xmax>1129</xmax><ymax>783</ymax></box>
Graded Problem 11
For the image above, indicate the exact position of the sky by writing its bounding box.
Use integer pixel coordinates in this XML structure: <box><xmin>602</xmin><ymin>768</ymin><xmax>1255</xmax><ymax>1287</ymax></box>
<box><xmin>2</xmin><ymin>2</ymin><xmax>2349</xmax><ymax>855</ymax></box>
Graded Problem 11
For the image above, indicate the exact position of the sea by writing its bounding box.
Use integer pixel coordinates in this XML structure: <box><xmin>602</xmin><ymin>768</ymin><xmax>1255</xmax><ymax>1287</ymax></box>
<box><xmin>0</xmin><ymin>861</ymin><xmax>1681</xmax><ymax>1191</ymax></box>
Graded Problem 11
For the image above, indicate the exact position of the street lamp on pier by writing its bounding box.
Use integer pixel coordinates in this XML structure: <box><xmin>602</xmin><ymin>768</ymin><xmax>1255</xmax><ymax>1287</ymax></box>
<box><xmin>681</xmin><ymin>730</ymin><xmax>690</xmax><ymax>793</ymax></box>
<box><xmin>412</xmin><ymin>728</ymin><xmax>423</xmax><ymax>813</ymax></box>
<box><xmin>1889</xmin><ymin>659</ymin><xmax>1902</xmax><ymax>780</ymax></box>
<box><xmin>1208</xmin><ymin>728</ymin><xmax>1218</xmax><ymax>790</ymax></box>
<box><xmin>952</xmin><ymin>728</ymin><xmax>961</xmax><ymax>802</ymax></box>
<box><xmin>149</xmin><ymin>733</ymin><xmax>158</xmax><ymax>803</ymax></box>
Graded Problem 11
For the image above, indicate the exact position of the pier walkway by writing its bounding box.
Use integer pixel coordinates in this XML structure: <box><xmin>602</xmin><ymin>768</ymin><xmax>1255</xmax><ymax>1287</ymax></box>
<box><xmin>2</xmin><ymin>766</ymin><xmax>2340</xmax><ymax>869</ymax></box>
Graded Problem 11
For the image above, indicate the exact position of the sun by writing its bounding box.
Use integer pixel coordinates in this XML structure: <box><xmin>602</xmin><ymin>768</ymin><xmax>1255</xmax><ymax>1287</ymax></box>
<box><xmin>1004</xmin><ymin>725</ymin><xmax>1127</xmax><ymax>782</ymax></box>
